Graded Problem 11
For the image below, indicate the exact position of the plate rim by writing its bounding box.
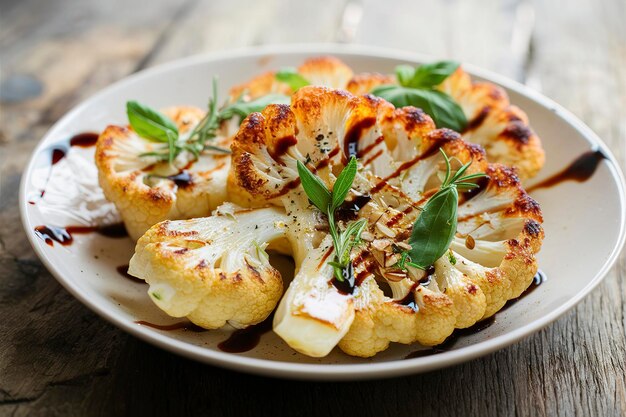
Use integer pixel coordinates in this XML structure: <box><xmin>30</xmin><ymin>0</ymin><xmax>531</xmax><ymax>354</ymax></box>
<box><xmin>19</xmin><ymin>43</ymin><xmax>626</xmax><ymax>380</ymax></box>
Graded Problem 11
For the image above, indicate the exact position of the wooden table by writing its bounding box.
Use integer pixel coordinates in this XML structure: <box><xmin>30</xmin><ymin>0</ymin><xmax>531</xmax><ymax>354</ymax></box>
<box><xmin>1</xmin><ymin>0</ymin><xmax>624</xmax><ymax>415</ymax></box>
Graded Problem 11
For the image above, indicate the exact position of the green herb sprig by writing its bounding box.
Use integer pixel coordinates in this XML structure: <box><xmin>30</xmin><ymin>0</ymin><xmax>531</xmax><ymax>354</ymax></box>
<box><xmin>275</xmin><ymin>67</ymin><xmax>310</xmax><ymax>91</ymax></box>
<box><xmin>128</xmin><ymin>79</ymin><xmax>290</xmax><ymax>164</ymax></box>
<box><xmin>297</xmin><ymin>156</ymin><xmax>367</xmax><ymax>282</ymax></box>
<box><xmin>370</xmin><ymin>61</ymin><xmax>468</xmax><ymax>132</ymax></box>
<box><xmin>126</xmin><ymin>101</ymin><xmax>180</xmax><ymax>164</ymax></box>
<box><xmin>397</xmin><ymin>149</ymin><xmax>486</xmax><ymax>270</ymax></box>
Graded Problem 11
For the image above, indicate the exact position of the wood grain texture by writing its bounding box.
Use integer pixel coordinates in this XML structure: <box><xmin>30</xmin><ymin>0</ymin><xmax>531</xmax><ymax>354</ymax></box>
<box><xmin>0</xmin><ymin>0</ymin><xmax>624</xmax><ymax>416</ymax></box>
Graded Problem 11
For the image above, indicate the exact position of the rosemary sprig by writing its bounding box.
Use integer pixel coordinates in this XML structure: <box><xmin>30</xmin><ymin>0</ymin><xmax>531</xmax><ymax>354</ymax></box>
<box><xmin>129</xmin><ymin>78</ymin><xmax>290</xmax><ymax>163</ymax></box>
<box><xmin>398</xmin><ymin>148</ymin><xmax>486</xmax><ymax>270</ymax></box>
<box><xmin>297</xmin><ymin>156</ymin><xmax>367</xmax><ymax>282</ymax></box>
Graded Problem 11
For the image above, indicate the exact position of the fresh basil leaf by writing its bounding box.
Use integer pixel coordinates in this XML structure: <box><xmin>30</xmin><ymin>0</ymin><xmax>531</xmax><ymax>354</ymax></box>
<box><xmin>220</xmin><ymin>94</ymin><xmax>291</xmax><ymax>120</ymax></box>
<box><xmin>407</xmin><ymin>186</ymin><xmax>458</xmax><ymax>269</ymax></box>
<box><xmin>395</xmin><ymin>65</ymin><xmax>416</xmax><ymax>87</ymax></box>
<box><xmin>331</xmin><ymin>156</ymin><xmax>358</xmax><ymax>211</ymax></box>
<box><xmin>370</xmin><ymin>85</ymin><xmax>467</xmax><ymax>131</ymax></box>
<box><xmin>127</xmin><ymin>101</ymin><xmax>179</xmax><ymax>143</ymax></box>
<box><xmin>297</xmin><ymin>160</ymin><xmax>332</xmax><ymax>213</ymax></box>
<box><xmin>276</xmin><ymin>67</ymin><xmax>310</xmax><ymax>91</ymax></box>
<box><xmin>368</xmin><ymin>84</ymin><xmax>399</xmax><ymax>98</ymax></box>
<box><xmin>409</xmin><ymin>61</ymin><xmax>460</xmax><ymax>88</ymax></box>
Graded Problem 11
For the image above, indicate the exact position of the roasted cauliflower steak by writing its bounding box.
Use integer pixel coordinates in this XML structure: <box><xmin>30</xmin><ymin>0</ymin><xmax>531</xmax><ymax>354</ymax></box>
<box><xmin>229</xmin><ymin>57</ymin><xmax>544</xmax><ymax>179</ymax></box>
<box><xmin>96</xmin><ymin>106</ymin><xmax>233</xmax><ymax>240</ymax></box>
<box><xmin>347</xmin><ymin>66</ymin><xmax>545</xmax><ymax>179</ymax></box>
<box><xmin>129</xmin><ymin>203</ymin><xmax>288</xmax><ymax>329</ymax></box>
<box><xmin>230</xmin><ymin>86</ymin><xmax>543</xmax><ymax>357</ymax></box>
<box><xmin>97</xmin><ymin>57</ymin><xmax>354</xmax><ymax>241</ymax></box>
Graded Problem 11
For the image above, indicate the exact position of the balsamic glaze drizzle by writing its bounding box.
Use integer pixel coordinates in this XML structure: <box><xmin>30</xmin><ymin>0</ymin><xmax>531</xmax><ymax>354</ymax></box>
<box><xmin>29</xmin><ymin>132</ymin><xmax>99</xmax><ymax>204</ymax></box>
<box><xmin>165</xmin><ymin>171</ymin><xmax>193</xmax><ymax>188</ymax></box>
<box><xmin>116</xmin><ymin>264</ymin><xmax>145</xmax><ymax>284</ymax></box>
<box><xmin>135</xmin><ymin>320</ymin><xmax>207</xmax><ymax>332</ymax></box>
<box><xmin>527</xmin><ymin>150</ymin><xmax>607</xmax><ymax>192</ymax></box>
<box><xmin>34</xmin><ymin>223</ymin><xmax>128</xmax><ymax>246</ymax></box>
<box><xmin>334</xmin><ymin>195</ymin><xmax>372</xmax><ymax>223</ymax></box>
<box><xmin>133</xmin><ymin>315</ymin><xmax>275</xmax><ymax>354</ymax></box>
<box><xmin>217</xmin><ymin>313</ymin><xmax>275</xmax><ymax>353</ymax></box>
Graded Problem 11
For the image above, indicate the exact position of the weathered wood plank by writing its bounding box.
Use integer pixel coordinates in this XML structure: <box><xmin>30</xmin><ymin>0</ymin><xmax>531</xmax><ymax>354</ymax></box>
<box><xmin>0</xmin><ymin>1</ymin><xmax>347</xmax><ymax>415</ymax></box>
<box><xmin>0</xmin><ymin>0</ymin><xmax>196</xmax><ymax>412</ymax></box>
<box><xmin>0</xmin><ymin>0</ymin><xmax>193</xmax><ymax>414</ymax></box>
<box><xmin>523</xmin><ymin>0</ymin><xmax>626</xmax><ymax>415</ymax></box>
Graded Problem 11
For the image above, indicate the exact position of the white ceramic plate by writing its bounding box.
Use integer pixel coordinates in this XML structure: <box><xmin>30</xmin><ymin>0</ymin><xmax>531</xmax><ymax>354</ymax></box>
<box><xmin>20</xmin><ymin>45</ymin><xmax>626</xmax><ymax>380</ymax></box>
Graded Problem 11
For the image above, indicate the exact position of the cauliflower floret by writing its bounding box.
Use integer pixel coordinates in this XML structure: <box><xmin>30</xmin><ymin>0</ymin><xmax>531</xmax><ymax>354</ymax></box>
<box><xmin>231</xmin><ymin>86</ymin><xmax>543</xmax><ymax>358</ymax></box>
<box><xmin>127</xmin><ymin>85</ymin><xmax>543</xmax><ymax>357</ymax></box>
<box><xmin>128</xmin><ymin>204</ymin><xmax>288</xmax><ymax>329</ymax></box>
<box><xmin>230</xmin><ymin>99</ymin><xmax>363</xmax><ymax>356</ymax></box>
<box><xmin>347</xmin><ymin>66</ymin><xmax>545</xmax><ymax>179</ymax></box>
<box><xmin>229</xmin><ymin>57</ymin><xmax>544</xmax><ymax>179</ymax></box>
<box><xmin>229</xmin><ymin>56</ymin><xmax>353</xmax><ymax>101</ymax></box>
<box><xmin>95</xmin><ymin>106</ymin><xmax>232</xmax><ymax>240</ymax></box>
<box><xmin>273</xmin><ymin>233</ymin><xmax>355</xmax><ymax>357</ymax></box>
<box><xmin>99</xmin><ymin>58</ymin><xmax>351</xmax><ymax>240</ymax></box>
<box><xmin>339</xmin><ymin>164</ymin><xmax>542</xmax><ymax>357</ymax></box>
<box><xmin>346</xmin><ymin>72</ymin><xmax>394</xmax><ymax>95</ymax></box>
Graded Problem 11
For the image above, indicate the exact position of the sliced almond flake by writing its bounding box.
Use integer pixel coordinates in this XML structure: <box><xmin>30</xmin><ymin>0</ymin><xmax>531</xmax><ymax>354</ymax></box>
<box><xmin>395</xmin><ymin>242</ymin><xmax>412</xmax><ymax>250</ymax></box>
<box><xmin>480</xmin><ymin>212</ymin><xmax>492</xmax><ymax>222</ymax></box>
<box><xmin>465</xmin><ymin>235</ymin><xmax>476</xmax><ymax>250</ymax></box>
<box><xmin>385</xmin><ymin>253</ymin><xmax>401</xmax><ymax>267</ymax></box>
<box><xmin>376</xmin><ymin>222</ymin><xmax>397</xmax><ymax>238</ymax></box>
<box><xmin>372</xmin><ymin>249</ymin><xmax>385</xmax><ymax>266</ymax></box>
<box><xmin>371</xmin><ymin>238</ymin><xmax>391</xmax><ymax>251</ymax></box>
<box><xmin>384</xmin><ymin>271</ymin><xmax>406</xmax><ymax>282</ymax></box>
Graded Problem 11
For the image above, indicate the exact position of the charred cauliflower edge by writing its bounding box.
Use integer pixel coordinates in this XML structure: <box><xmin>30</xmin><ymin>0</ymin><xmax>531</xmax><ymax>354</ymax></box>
<box><xmin>96</xmin><ymin>57</ymin><xmax>355</xmax><ymax>241</ymax></box>
<box><xmin>346</xmin><ymin>66</ymin><xmax>545</xmax><ymax>179</ymax></box>
<box><xmin>225</xmin><ymin>86</ymin><xmax>543</xmax><ymax>357</ymax></box>
<box><xmin>121</xmin><ymin>58</ymin><xmax>545</xmax><ymax>358</ymax></box>
<box><xmin>95</xmin><ymin>106</ymin><xmax>232</xmax><ymax>240</ymax></box>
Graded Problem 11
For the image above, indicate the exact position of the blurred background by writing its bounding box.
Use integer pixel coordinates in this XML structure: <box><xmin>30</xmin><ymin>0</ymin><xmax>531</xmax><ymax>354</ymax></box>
<box><xmin>1</xmin><ymin>0</ymin><xmax>623</xmax><ymax>160</ymax></box>
<box><xmin>1</xmin><ymin>0</ymin><xmax>624</xmax><ymax>178</ymax></box>
<box><xmin>0</xmin><ymin>1</ymin><xmax>624</xmax><ymax>416</ymax></box>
